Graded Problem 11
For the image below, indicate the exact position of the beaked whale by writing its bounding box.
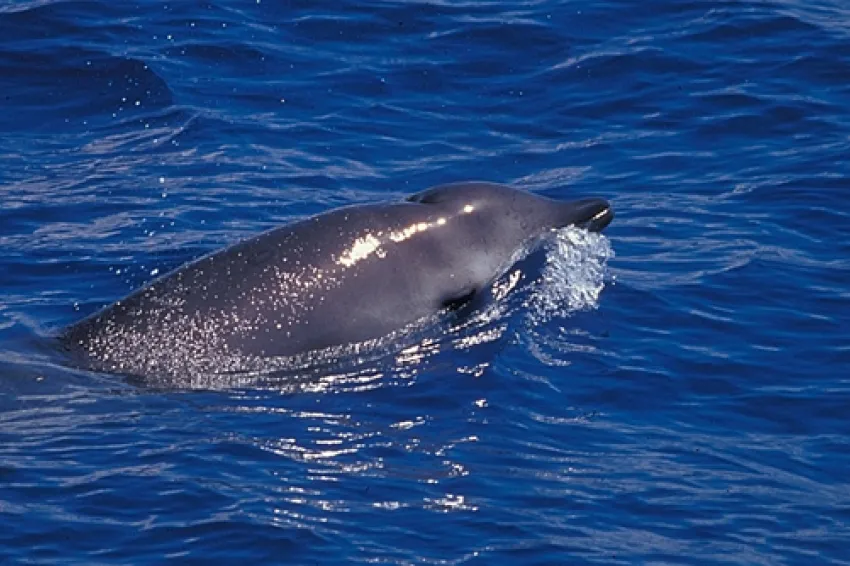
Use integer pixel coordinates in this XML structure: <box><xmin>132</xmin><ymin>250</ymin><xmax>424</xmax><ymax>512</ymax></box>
<box><xmin>61</xmin><ymin>182</ymin><xmax>613</xmax><ymax>378</ymax></box>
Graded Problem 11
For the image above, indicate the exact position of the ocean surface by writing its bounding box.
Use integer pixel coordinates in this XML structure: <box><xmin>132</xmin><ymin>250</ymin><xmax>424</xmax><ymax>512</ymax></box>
<box><xmin>1</xmin><ymin>0</ymin><xmax>849</xmax><ymax>563</ymax></box>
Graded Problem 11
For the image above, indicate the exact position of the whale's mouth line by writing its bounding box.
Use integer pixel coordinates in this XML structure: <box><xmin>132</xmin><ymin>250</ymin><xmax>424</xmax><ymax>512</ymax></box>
<box><xmin>590</xmin><ymin>208</ymin><xmax>609</xmax><ymax>222</ymax></box>
<box><xmin>574</xmin><ymin>205</ymin><xmax>614</xmax><ymax>233</ymax></box>
<box><xmin>558</xmin><ymin>197</ymin><xmax>614</xmax><ymax>233</ymax></box>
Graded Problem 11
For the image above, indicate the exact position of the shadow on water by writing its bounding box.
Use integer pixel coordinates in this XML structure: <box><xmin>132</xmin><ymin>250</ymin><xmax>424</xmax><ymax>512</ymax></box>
<box><xmin>0</xmin><ymin>2</ymin><xmax>173</xmax><ymax>132</ymax></box>
<box><xmin>0</xmin><ymin>47</ymin><xmax>173</xmax><ymax>133</ymax></box>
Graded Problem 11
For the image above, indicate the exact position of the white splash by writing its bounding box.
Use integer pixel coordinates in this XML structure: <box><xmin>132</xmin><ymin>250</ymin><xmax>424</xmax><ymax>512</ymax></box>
<box><xmin>526</xmin><ymin>227</ymin><xmax>615</xmax><ymax>323</ymax></box>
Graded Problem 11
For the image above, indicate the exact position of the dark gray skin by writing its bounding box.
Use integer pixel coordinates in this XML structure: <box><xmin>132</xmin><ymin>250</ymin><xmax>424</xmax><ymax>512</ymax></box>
<box><xmin>62</xmin><ymin>182</ymin><xmax>613</xmax><ymax>377</ymax></box>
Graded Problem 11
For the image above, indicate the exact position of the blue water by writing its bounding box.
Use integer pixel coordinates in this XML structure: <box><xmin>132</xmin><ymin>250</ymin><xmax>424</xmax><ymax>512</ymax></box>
<box><xmin>2</xmin><ymin>0</ymin><xmax>849</xmax><ymax>563</ymax></box>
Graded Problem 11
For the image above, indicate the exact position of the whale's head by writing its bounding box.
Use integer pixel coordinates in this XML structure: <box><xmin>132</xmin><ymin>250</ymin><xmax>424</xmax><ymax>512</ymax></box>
<box><xmin>404</xmin><ymin>181</ymin><xmax>614</xmax><ymax>308</ymax></box>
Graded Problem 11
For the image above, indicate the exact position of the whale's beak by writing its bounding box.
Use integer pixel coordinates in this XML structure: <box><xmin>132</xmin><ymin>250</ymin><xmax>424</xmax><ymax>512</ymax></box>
<box><xmin>560</xmin><ymin>198</ymin><xmax>614</xmax><ymax>232</ymax></box>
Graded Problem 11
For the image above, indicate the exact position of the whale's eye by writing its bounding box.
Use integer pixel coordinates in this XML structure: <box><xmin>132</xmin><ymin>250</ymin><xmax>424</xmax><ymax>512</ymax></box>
<box><xmin>406</xmin><ymin>191</ymin><xmax>441</xmax><ymax>204</ymax></box>
<box><xmin>405</xmin><ymin>186</ymin><xmax>461</xmax><ymax>205</ymax></box>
